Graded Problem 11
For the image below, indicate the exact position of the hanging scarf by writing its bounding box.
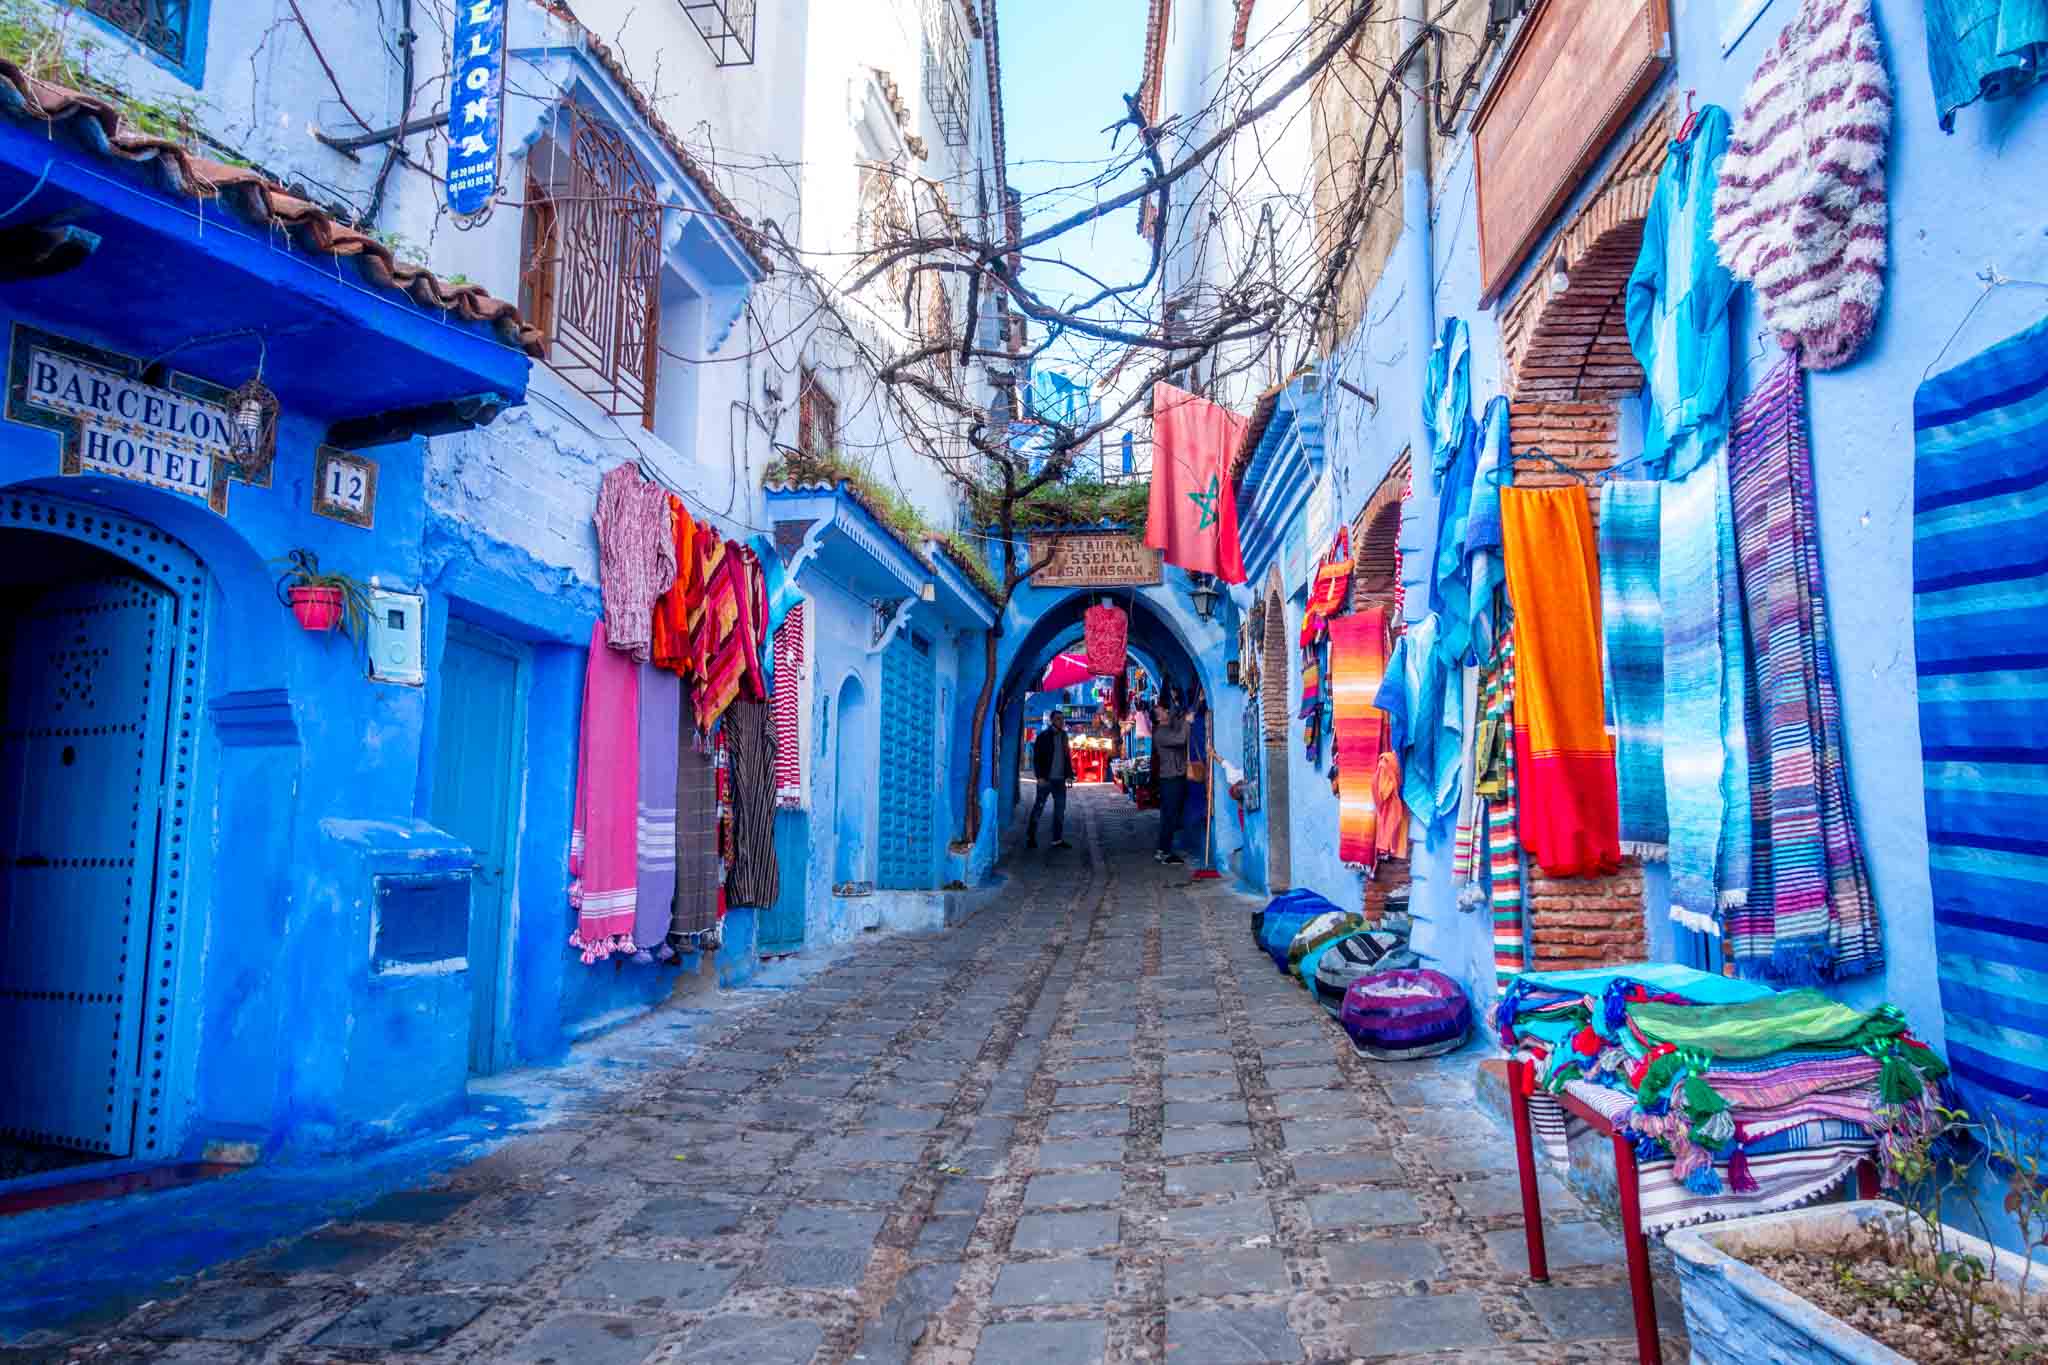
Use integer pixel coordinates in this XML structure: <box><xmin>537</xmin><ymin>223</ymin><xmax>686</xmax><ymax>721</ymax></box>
<box><xmin>633</xmin><ymin>665</ymin><xmax>681</xmax><ymax>957</ymax></box>
<box><xmin>1726</xmin><ymin>355</ymin><xmax>1880</xmax><ymax>983</ymax></box>
<box><xmin>1599</xmin><ymin>481</ymin><xmax>1668</xmax><ymax>860</ymax></box>
<box><xmin>594</xmin><ymin>464</ymin><xmax>676</xmax><ymax>663</ymax></box>
<box><xmin>1378</xmin><ymin>613</ymin><xmax>1461</xmax><ymax>834</ymax></box>
<box><xmin>1660</xmin><ymin>451</ymin><xmax>1751</xmax><ymax>930</ymax></box>
<box><xmin>772</xmin><ymin>602</ymin><xmax>806</xmax><ymax>808</ymax></box>
<box><xmin>570</xmin><ymin>619</ymin><xmax>640</xmax><ymax>962</ymax></box>
<box><xmin>1425</xmin><ymin>316</ymin><xmax>1473</xmax><ymax>486</ymax></box>
<box><xmin>1301</xmin><ymin>527</ymin><xmax>1355</xmax><ymax>648</ymax></box>
<box><xmin>1331</xmin><ymin>608</ymin><xmax>1389</xmax><ymax>867</ymax></box>
<box><xmin>724</xmin><ymin>698</ymin><xmax>780</xmax><ymax>909</ymax></box>
<box><xmin>670</xmin><ymin>715</ymin><xmax>721</xmax><ymax>943</ymax></box>
<box><xmin>1500</xmin><ymin>485</ymin><xmax>1621</xmax><ymax>877</ymax></box>
<box><xmin>691</xmin><ymin>539</ymin><xmax>769</xmax><ymax>735</ymax></box>
<box><xmin>1481</xmin><ymin>622</ymin><xmax>1526</xmax><ymax>987</ymax></box>
<box><xmin>1463</xmin><ymin>397</ymin><xmax>1512</xmax><ymax>659</ymax></box>
<box><xmin>651</xmin><ymin>495</ymin><xmax>700</xmax><ymax>676</ymax></box>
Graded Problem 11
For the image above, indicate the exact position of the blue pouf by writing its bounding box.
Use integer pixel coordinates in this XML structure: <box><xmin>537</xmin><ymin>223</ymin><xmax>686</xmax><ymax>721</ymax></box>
<box><xmin>1255</xmin><ymin>889</ymin><xmax>1344</xmax><ymax>972</ymax></box>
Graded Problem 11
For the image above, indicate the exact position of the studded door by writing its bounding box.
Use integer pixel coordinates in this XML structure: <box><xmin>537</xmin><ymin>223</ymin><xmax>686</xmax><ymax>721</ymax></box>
<box><xmin>0</xmin><ymin>575</ymin><xmax>174</xmax><ymax>1156</ymax></box>
<box><xmin>876</xmin><ymin>632</ymin><xmax>936</xmax><ymax>890</ymax></box>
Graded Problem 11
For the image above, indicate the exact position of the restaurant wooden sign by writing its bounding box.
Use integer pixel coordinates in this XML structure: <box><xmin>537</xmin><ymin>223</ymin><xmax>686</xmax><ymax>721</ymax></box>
<box><xmin>1028</xmin><ymin>533</ymin><xmax>1163</xmax><ymax>587</ymax></box>
<box><xmin>1471</xmin><ymin>0</ymin><xmax>1671</xmax><ymax>305</ymax></box>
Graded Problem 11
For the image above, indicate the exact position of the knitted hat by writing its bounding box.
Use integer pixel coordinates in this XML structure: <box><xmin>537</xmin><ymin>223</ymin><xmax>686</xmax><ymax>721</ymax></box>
<box><xmin>1712</xmin><ymin>0</ymin><xmax>1892</xmax><ymax>370</ymax></box>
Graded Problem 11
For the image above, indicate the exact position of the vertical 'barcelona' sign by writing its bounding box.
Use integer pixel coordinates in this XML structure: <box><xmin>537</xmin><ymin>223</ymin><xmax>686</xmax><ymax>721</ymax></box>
<box><xmin>446</xmin><ymin>0</ymin><xmax>507</xmax><ymax>218</ymax></box>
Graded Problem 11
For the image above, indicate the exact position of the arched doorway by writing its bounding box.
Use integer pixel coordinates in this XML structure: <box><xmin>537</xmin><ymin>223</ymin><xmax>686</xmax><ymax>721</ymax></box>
<box><xmin>832</xmin><ymin>674</ymin><xmax>871</xmax><ymax>890</ymax></box>
<box><xmin>0</xmin><ymin>492</ymin><xmax>208</xmax><ymax>1178</ymax></box>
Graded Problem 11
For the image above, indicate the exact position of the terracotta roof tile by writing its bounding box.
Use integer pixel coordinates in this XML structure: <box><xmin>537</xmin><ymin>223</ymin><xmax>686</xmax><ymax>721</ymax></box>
<box><xmin>1231</xmin><ymin>0</ymin><xmax>1257</xmax><ymax>50</ymax></box>
<box><xmin>0</xmin><ymin>59</ymin><xmax>545</xmax><ymax>356</ymax></box>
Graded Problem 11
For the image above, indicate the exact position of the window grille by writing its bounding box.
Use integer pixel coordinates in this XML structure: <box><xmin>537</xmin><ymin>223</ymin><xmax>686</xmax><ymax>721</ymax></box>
<box><xmin>78</xmin><ymin>0</ymin><xmax>191</xmax><ymax>65</ymax></box>
<box><xmin>799</xmin><ymin>369</ymin><xmax>839</xmax><ymax>457</ymax></box>
<box><xmin>679</xmin><ymin>0</ymin><xmax>757</xmax><ymax>66</ymax></box>
<box><xmin>921</xmin><ymin>0</ymin><xmax>972</xmax><ymax>148</ymax></box>
<box><xmin>857</xmin><ymin>164</ymin><xmax>912</xmax><ymax>301</ymax></box>
<box><xmin>923</xmin><ymin>279</ymin><xmax>955</xmax><ymax>384</ymax></box>
<box><xmin>520</xmin><ymin>105</ymin><xmax>663</xmax><ymax>428</ymax></box>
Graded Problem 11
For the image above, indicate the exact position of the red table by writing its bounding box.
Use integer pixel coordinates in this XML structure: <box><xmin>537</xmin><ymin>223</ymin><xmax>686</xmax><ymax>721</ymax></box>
<box><xmin>1506</xmin><ymin>1057</ymin><xmax>1879</xmax><ymax>1365</ymax></box>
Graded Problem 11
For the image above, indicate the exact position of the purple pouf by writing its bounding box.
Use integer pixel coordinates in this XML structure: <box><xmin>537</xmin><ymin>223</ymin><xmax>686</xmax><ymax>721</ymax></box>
<box><xmin>1339</xmin><ymin>968</ymin><xmax>1471</xmax><ymax>1061</ymax></box>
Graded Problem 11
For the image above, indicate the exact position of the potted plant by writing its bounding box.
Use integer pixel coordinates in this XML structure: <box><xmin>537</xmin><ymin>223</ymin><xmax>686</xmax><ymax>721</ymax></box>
<box><xmin>1666</xmin><ymin>1110</ymin><xmax>2048</xmax><ymax>1363</ymax></box>
<box><xmin>272</xmin><ymin>550</ymin><xmax>371</xmax><ymax>639</ymax></box>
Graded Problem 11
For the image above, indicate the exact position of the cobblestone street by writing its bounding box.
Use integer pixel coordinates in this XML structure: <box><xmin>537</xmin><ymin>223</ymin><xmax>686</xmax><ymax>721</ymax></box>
<box><xmin>35</xmin><ymin>784</ymin><xmax>1684</xmax><ymax>1363</ymax></box>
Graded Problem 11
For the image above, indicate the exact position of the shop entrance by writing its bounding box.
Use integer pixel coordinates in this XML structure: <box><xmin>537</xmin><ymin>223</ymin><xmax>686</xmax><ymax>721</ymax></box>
<box><xmin>0</xmin><ymin>531</ymin><xmax>176</xmax><ymax>1180</ymax></box>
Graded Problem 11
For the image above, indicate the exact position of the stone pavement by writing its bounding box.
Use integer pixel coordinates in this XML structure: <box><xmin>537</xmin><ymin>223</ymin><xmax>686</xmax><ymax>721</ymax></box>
<box><xmin>24</xmin><ymin>783</ymin><xmax>1686</xmax><ymax>1363</ymax></box>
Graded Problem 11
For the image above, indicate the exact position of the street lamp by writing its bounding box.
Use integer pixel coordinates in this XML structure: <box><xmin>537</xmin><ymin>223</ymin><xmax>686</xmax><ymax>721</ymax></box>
<box><xmin>1187</xmin><ymin>572</ymin><xmax>1221</xmax><ymax>621</ymax></box>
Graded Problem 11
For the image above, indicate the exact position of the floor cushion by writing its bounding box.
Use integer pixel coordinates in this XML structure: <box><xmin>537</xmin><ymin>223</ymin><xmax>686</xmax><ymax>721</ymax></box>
<box><xmin>1339</xmin><ymin>968</ymin><xmax>1472</xmax><ymax>1061</ymax></box>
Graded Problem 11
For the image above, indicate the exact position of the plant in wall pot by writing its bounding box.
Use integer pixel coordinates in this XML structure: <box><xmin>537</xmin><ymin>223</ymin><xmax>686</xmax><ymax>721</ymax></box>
<box><xmin>272</xmin><ymin>550</ymin><xmax>372</xmax><ymax>638</ymax></box>
<box><xmin>1666</xmin><ymin>1109</ymin><xmax>2048</xmax><ymax>1364</ymax></box>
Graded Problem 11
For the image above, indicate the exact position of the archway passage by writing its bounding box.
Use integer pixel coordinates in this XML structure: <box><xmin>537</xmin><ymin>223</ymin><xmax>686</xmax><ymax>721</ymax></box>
<box><xmin>996</xmin><ymin>591</ymin><xmax>1211</xmax><ymax>863</ymax></box>
<box><xmin>0</xmin><ymin>528</ymin><xmax>178</xmax><ymax>1180</ymax></box>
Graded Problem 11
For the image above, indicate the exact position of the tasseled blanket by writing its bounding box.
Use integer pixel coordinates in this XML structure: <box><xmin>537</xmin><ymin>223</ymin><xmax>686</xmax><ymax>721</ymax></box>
<box><xmin>570</xmin><ymin>619</ymin><xmax>640</xmax><ymax>962</ymax></box>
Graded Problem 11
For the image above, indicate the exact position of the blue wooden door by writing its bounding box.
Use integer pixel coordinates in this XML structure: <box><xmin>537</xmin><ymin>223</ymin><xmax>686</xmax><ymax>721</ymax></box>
<box><xmin>759</xmin><ymin>809</ymin><xmax>808</xmax><ymax>956</ymax></box>
<box><xmin>877</xmin><ymin>632</ymin><xmax>936</xmax><ymax>889</ymax></box>
<box><xmin>0</xmin><ymin>576</ymin><xmax>173</xmax><ymax>1157</ymax></box>
<box><xmin>432</xmin><ymin>624</ymin><xmax>525</xmax><ymax>1075</ymax></box>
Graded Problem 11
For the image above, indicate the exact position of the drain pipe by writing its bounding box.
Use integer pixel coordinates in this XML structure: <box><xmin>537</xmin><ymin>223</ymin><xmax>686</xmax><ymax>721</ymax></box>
<box><xmin>1398</xmin><ymin>0</ymin><xmax>1436</xmax><ymax>475</ymax></box>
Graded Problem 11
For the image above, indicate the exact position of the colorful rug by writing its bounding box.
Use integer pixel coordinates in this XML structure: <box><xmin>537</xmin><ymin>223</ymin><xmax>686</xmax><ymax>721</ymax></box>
<box><xmin>1501</xmin><ymin>486</ymin><xmax>1621</xmax><ymax>877</ymax></box>
<box><xmin>1330</xmin><ymin>608</ymin><xmax>1389</xmax><ymax>867</ymax></box>
<box><xmin>1912</xmin><ymin>309</ymin><xmax>2048</xmax><ymax>1138</ymax></box>
<box><xmin>634</xmin><ymin>665</ymin><xmax>681</xmax><ymax>955</ymax></box>
<box><xmin>570</xmin><ymin>619</ymin><xmax>640</xmax><ymax>962</ymax></box>
<box><xmin>772</xmin><ymin>601</ymin><xmax>806</xmax><ymax>808</ymax></box>
<box><xmin>1599</xmin><ymin>480</ymin><xmax>1668</xmax><ymax>860</ymax></box>
<box><xmin>1727</xmin><ymin>355</ymin><xmax>1881</xmax><ymax>983</ymax></box>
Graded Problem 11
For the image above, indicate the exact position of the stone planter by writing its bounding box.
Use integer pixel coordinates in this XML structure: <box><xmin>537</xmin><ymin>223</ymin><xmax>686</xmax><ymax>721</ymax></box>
<box><xmin>1667</xmin><ymin>1199</ymin><xmax>2038</xmax><ymax>1364</ymax></box>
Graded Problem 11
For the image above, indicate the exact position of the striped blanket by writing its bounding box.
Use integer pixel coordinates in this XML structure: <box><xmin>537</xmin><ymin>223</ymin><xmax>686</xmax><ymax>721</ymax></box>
<box><xmin>1726</xmin><ymin>356</ymin><xmax>1881</xmax><ymax>982</ymax></box>
<box><xmin>1912</xmin><ymin>311</ymin><xmax>2048</xmax><ymax>1138</ymax></box>
<box><xmin>1600</xmin><ymin>481</ymin><xmax>1667</xmax><ymax>860</ymax></box>
<box><xmin>1481</xmin><ymin>624</ymin><xmax>1526</xmax><ymax>986</ymax></box>
<box><xmin>1330</xmin><ymin>609</ymin><xmax>1389</xmax><ymax>867</ymax></box>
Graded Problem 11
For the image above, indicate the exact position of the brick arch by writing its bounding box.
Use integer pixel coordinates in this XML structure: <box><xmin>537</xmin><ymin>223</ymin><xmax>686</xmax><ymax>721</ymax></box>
<box><xmin>1502</xmin><ymin>175</ymin><xmax>1655</xmax><ymax>400</ymax></box>
<box><xmin>1351</xmin><ymin>452</ymin><xmax>1410</xmax><ymax>600</ymax></box>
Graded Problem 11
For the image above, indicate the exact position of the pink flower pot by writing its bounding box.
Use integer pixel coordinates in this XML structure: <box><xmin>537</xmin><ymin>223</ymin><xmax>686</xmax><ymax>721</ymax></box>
<box><xmin>289</xmin><ymin>584</ymin><xmax>344</xmax><ymax>632</ymax></box>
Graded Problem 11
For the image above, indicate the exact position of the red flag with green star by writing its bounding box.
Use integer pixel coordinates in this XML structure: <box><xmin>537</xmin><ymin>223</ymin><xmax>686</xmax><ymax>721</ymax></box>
<box><xmin>1146</xmin><ymin>383</ymin><xmax>1248</xmax><ymax>584</ymax></box>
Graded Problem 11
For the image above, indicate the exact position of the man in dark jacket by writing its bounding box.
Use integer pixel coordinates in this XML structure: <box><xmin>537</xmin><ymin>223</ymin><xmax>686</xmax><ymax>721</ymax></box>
<box><xmin>1153</xmin><ymin>701</ymin><xmax>1191</xmax><ymax>865</ymax></box>
<box><xmin>1028</xmin><ymin>709</ymin><xmax>1074</xmax><ymax>850</ymax></box>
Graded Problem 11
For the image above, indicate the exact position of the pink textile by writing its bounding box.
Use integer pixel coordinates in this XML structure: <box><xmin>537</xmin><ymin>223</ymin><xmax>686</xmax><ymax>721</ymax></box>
<box><xmin>1041</xmin><ymin>651</ymin><xmax>1092</xmax><ymax>692</ymax></box>
<box><xmin>570</xmin><ymin>618</ymin><xmax>641</xmax><ymax>962</ymax></box>
<box><xmin>1084</xmin><ymin>605</ymin><xmax>1129</xmax><ymax>675</ymax></box>
<box><xmin>594</xmin><ymin>464</ymin><xmax>677</xmax><ymax>662</ymax></box>
<box><xmin>773</xmin><ymin>602</ymin><xmax>805</xmax><ymax>807</ymax></box>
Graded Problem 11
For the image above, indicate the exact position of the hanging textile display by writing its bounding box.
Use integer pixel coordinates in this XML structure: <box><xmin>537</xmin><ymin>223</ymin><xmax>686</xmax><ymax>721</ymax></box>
<box><xmin>1425</xmin><ymin>315</ymin><xmax>1473</xmax><ymax>485</ymax></box>
<box><xmin>1373</xmin><ymin>748</ymin><xmax>1408</xmax><ymax>861</ymax></box>
<box><xmin>1499</xmin><ymin>485</ymin><xmax>1621</xmax><ymax>878</ymax></box>
<box><xmin>1479</xmin><ymin>622</ymin><xmax>1525</xmax><ymax>986</ymax></box>
<box><xmin>1463</xmin><ymin>397</ymin><xmax>1512</xmax><ymax>660</ymax></box>
<box><xmin>1924</xmin><ymin>0</ymin><xmax>2048</xmax><ymax>131</ymax></box>
<box><xmin>1330</xmin><ymin>608</ymin><xmax>1389</xmax><ymax>868</ymax></box>
<box><xmin>1625</xmin><ymin>105</ymin><xmax>1738</xmax><ymax>482</ymax></box>
<box><xmin>751</xmin><ymin>533</ymin><xmax>802</xmax><ymax>702</ymax></box>
<box><xmin>1239</xmin><ymin>682</ymin><xmax>1263</xmax><ymax>812</ymax></box>
<box><xmin>1660</xmin><ymin>451</ymin><xmax>1752</xmax><ymax>931</ymax></box>
<box><xmin>1727</xmin><ymin>354</ymin><xmax>1881</xmax><ymax>983</ymax></box>
<box><xmin>633</xmin><ymin>665</ymin><xmax>681</xmax><ymax>958</ymax></box>
<box><xmin>1377</xmin><ymin>613</ymin><xmax>1460</xmax><ymax>833</ymax></box>
<box><xmin>569</xmin><ymin>619</ymin><xmax>641</xmax><ymax>962</ymax></box>
<box><xmin>1426</xmin><ymin>321</ymin><xmax>1484</xmax><ymax>661</ymax></box>
<box><xmin>651</xmin><ymin>495</ymin><xmax>701</xmax><ymax>677</ymax></box>
<box><xmin>1300</xmin><ymin>528</ymin><xmax>1355</xmax><ymax>648</ymax></box>
<box><xmin>1912</xmin><ymin>309</ymin><xmax>2048</xmax><ymax>1137</ymax></box>
<box><xmin>1713</xmin><ymin>0</ymin><xmax>1891</xmax><ymax>370</ymax></box>
<box><xmin>724</xmin><ymin>698</ymin><xmax>779</xmax><ymax>909</ymax></box>
<box><xmin>594</xmin><ymin>463</ymin><xmax>677</xmax><ymax>663</ymax></box>
<box><xmin>690</xmin><ymin>538</ymin><xmax>769</xmax><ymax>735</ymax></box>
<box><xmin>1084</xmin><ymin>603</ymin><xmax>1130</xmax><ymax>675</ymax></box>
<box><xmin>1600</xmin><ymin>481</ymin><xmax>1669</xmax><ymax>860</ymax></box>
<box><xmin>1299</xmin><ymin>642</ymin><xmax>1326</xmax><ymax>764</ymax></box>
<box><xmin>772</xmin><ymin>601</ymin><xmax>806</xmax><ymax>809</ymax></box>
<box><xmin>670</xmin><ymin>718</ymin><xmax>722</xmax><ymax>944</ymax></box>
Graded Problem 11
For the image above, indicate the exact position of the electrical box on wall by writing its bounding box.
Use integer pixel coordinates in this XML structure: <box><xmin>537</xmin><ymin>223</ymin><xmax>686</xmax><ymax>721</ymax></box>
<box><xmin>367</xmin><ymin>586</ymin><xmax>426</xmax><ymax>685</ymax></box>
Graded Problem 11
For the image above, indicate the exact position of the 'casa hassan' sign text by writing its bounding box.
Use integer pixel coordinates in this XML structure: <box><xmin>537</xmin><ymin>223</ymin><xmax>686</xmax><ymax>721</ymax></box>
<box><xmin>1028</xmin><ymin>533</ymin><xmax>1164</xmax><ymax>587</ymax></box>
<box><xmin>5</xmin><ymin>325</ymin><xmax>246</xmax><ymax>514</ymax></box>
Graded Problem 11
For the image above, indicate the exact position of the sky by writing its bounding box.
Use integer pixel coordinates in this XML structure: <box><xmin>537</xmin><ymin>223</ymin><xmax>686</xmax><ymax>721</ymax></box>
<box><xmin>996</xmin><ymin>0</ymin><xmax>1158</xmax><ymax>385</ymax></box>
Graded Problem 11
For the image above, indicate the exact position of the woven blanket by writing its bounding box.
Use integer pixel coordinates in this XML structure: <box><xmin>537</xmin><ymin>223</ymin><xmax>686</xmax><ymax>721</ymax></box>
<box><xmin>1482</xmin><ymin>624</ymin><xmax>1526</xmax><ymax>987</ymax></box>
<box><xmin>1913</xmin><ymin>310</ymin><xmax>2048</xmax><ymax>1137</ymax></box>
<box><xmin>570</xmin><ymin>619</ymin><xmax>640</xmax><ymax>962</ymax></box>
<box><xmin>1331</xmin><ymin>609</ymin><xmax>1388</xmax><ymax>866</ymax></box>
<box><xmin>1727</xmin><ymin>355</ymin><xmax>1882</xmax><ymax>982</ymax></box>
<box><xmin>1465</xmin><ymin>397</ymin><xmax>1512</xmax><ymax>659</ymax></box>
<box><xmin>724</xmin><ymin>698</ymin><xmax>779</xmax><ymax>909</ymax></box>
<box><xmin>1501</xmin><ymin>486</ymin><xmax>1621</xmax><ymax>876</ymax></box>
<box><xmin>1660</xmin><ymin>451</ymin><xmax>1751</xmax><ymax>929</ymax></box>
<box><xmin>772</xmin><ymin>602</ymin><xmax>805</xmax><ymax>808</ymax></box>
<box><xmin>634</xmin><ymin>665</ymin><xmax>681</xmax><ymax>955</ymax></box>
<box><xmin>1600</xmin><ymin>481</ymin><xmax>1668</xmax><ymax>860</ymax></box>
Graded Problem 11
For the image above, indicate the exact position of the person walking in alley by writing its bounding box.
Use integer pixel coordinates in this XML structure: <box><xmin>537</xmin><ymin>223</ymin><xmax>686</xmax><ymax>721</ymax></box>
<box><xmin>1154</xmin><ymin>699</ymin><xmax>1191</xmax><ymax>864</ymax></box>
<box><xmin>1028</xmin><ymin>709</ymin><xmax>1075</xmax><ymax>850</ymax></box>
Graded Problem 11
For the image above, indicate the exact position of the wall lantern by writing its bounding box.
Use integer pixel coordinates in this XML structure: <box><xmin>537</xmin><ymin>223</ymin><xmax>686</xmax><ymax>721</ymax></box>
<box><xmin>1187</xmin><ymin>572</ymin><xmax>1221</xmax><ymax>621</ymax></box>
<box><xmin>226</xmin><ymin>371</ymin><xmax>281</xmax><ymax>483</ymax></box>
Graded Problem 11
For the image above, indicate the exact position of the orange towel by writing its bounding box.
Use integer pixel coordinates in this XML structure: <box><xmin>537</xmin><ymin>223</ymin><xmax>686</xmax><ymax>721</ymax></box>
<box><xmin>1500</xmin><ymin>486</ymin><xmax>1620</xmax><ymax>877</ymax></box>
<box><xmin>1330</xmin><ymin>607</ymin><xmax>1388</xmax><ymax>867</ymax></box>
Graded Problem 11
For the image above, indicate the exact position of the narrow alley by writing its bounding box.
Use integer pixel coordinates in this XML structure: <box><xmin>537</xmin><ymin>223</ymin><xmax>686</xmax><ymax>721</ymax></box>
<box><xmin>25</xmin><ymin>785</ymin><xmax>1674</xmax><ymax>1364</ymax></box>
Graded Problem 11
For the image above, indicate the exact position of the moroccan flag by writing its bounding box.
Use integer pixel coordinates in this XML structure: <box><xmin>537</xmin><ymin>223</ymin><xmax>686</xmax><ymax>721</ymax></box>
<box><xmin>1147</xmin><ymin>383</ymin><xmax>1248</xmax><ymax>584</ymax></box>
